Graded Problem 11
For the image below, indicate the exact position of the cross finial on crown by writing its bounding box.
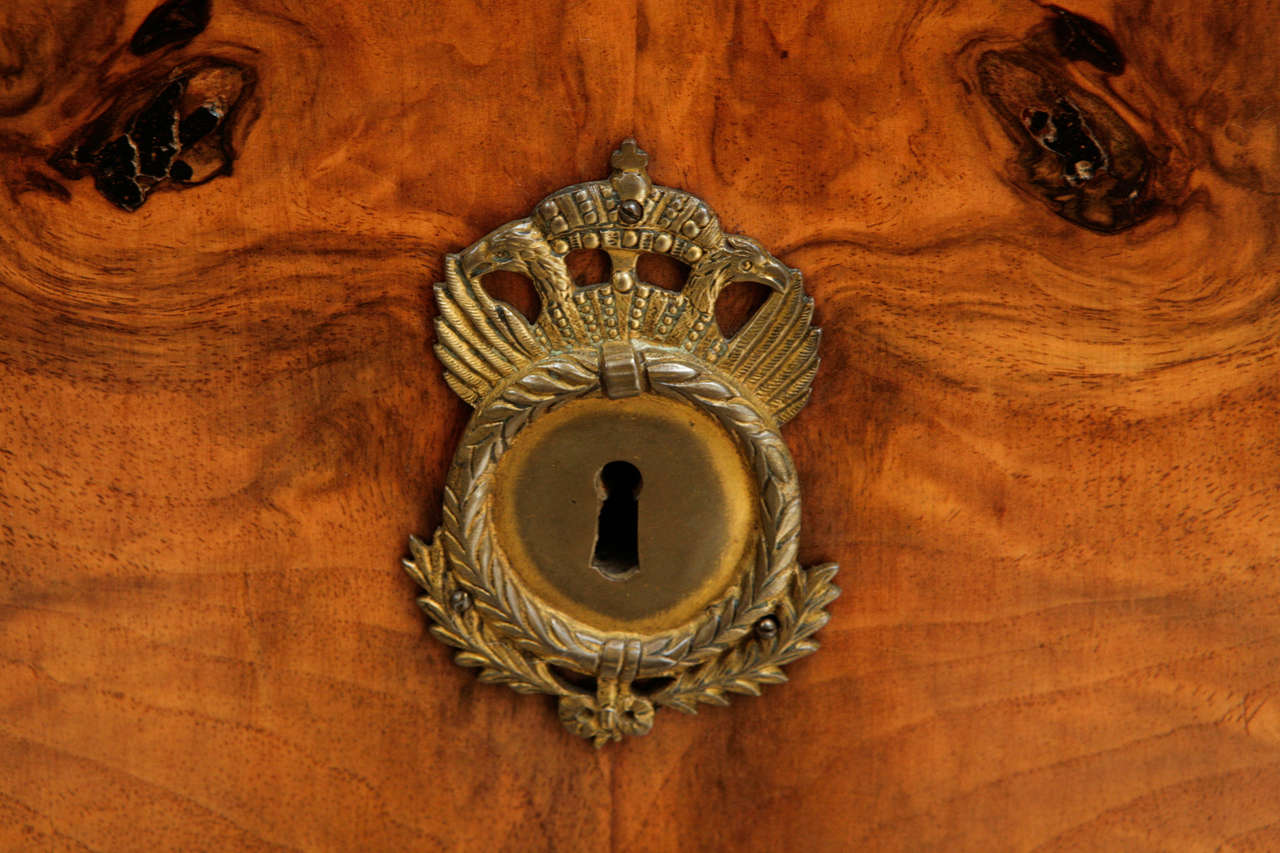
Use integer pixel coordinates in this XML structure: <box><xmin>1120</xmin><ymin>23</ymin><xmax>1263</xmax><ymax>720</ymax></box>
<box><xmin>610</xmin><ymin>138</ymin><xmax>649</xmax><ymax>173</ymax></box>
<box><xmin>609</xmin><ymin>138</ymin><xmax>651</xmax><ymax>202</ymax></box>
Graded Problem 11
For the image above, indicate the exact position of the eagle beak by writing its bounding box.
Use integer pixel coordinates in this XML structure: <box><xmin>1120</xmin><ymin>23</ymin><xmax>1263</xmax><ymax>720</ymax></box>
<box><xmin>754</xmin><ymin>255</ymin><xmax>792</xmax><ymax>292</ymax></box>
<box><xmin>459</xmin><ymin>242</ymin><xmax>494</xmax><ymax>277</ymax></box>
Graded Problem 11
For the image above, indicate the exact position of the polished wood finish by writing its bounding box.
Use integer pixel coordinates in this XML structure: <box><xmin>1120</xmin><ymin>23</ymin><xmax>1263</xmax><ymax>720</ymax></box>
<box><xmin>2</xmin><ymin>0</ymin><xmax>1278</xmax><ymax>849</ymax></box>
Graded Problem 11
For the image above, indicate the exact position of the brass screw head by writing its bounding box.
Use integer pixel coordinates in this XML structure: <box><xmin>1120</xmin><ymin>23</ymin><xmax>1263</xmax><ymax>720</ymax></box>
<box><xmin>618</xmin><ymin>199</ymin><xmax>644</xmax><ymax>224</ymax></box>
<box><xmin>755</xmin><ymin>616</ymin><xmax>779</xmax><ymax>639</ymax></box>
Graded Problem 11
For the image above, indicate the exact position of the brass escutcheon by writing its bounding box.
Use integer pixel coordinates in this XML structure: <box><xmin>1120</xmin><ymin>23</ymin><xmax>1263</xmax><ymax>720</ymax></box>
<box><xmin>404</xmin><ymin>140</ymin><xmax>839</xmax><ymax>745</ymax></box>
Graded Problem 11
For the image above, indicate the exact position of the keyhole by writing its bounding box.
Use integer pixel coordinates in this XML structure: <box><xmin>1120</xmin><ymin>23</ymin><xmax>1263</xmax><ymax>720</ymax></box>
<box><xmin>592</xmin><ymin>460</ymin><xmax>642</xmax><ymax>580</ymax></box>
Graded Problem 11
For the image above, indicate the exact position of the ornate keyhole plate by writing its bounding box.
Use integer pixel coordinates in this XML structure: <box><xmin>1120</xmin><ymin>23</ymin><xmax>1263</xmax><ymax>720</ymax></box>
<box><xmin>404</xmin><ymin>140</ymin><xmax>839</xmax><ymax>745</ymax></box>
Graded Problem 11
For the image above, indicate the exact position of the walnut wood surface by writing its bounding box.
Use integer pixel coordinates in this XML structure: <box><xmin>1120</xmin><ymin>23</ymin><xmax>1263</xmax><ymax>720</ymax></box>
<box><xmin>2</xmin><ymin>0</ymin><xmax>1278</xmax><ymax>850</ymax></box>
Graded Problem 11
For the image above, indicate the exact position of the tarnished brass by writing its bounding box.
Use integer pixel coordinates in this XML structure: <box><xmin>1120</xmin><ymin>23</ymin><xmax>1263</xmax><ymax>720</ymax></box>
<box><xmin>404</xmin><ymin>140</ymin><xmax>839</xmax><ymax>745</ymax></box>
<box><xmin>492</xmin><ymin>393</ymin><xmax>756</xmax><ymax>633</ymax></box>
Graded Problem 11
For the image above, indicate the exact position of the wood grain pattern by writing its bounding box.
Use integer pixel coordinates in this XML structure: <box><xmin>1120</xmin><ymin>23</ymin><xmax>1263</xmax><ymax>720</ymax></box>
<box><xmin>2</xmin><ymin>0</ymin><xmax>1278</xmax><ymax>849</ymax></box>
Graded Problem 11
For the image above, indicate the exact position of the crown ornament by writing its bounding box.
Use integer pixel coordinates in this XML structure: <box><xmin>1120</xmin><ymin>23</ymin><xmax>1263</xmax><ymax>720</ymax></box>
<box><xmin>406</xmin><ymin>140</ymin><xmax>838</xmax><ymax>745</ymax></box>
<box><xmin>439</xmin><ymin>138</ymin><xmax>819</xmax><ymax>423</ymax></box>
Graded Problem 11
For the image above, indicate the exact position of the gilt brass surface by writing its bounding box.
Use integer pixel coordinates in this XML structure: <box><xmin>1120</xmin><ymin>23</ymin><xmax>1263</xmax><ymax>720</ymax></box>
<box><xmin>492</xmin><ymin>393</ymin><xmax>756</xmax><ymax>632</ymax></box>
<box><xmin>404</xmin><ymin>140</ymin><xmax>839</xmax><ymax>744</ymax></box>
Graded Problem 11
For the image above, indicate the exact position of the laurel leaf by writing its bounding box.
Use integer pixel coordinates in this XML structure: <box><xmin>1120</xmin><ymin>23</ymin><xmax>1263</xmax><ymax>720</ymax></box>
<box><xmin>402</xmin><ymin>557</ymin><xmax>428</xmax><ymax>590</ymax></box>
<box><xmin>647</xmin><ymin>361</ymin><xmax>698</xmax><ymax>382</ymax></box>
<box><xmin>701</xmin><ymin>691</ymin><xmax>731</xmax><ymax>707</ymax></box>
<box><xmin>754</xmin><ymin>669</ymin><xmax>789</xmax><ymax>685</ymax></box>
<box><xmin>419</xmin><ymin>598</ymin><xmax>449</xmax><ymax>623</ymax></box>
<box><xmin>519</xmin><ymin>373</ymin><xmax>573</xmax><ymax>394</ymax></box>
<box><xmin>717</xmin><ymin>401</ymin><xmax>759</xmax><ymax>424</ymax></box>
<box><xmin>679</xmin><ymin>378</ymin><xmax>735</xmax><ymax>400</ymax></box>
<box><xmin>506</xmin><ymin>681</ymin><xmax>547</xmax><ymax>695</ymax></box>
<box><xmin>429</xmin><ymin>625</ymin><xmax>468</xmax><ymax>648</ymax></box>
<box><xmin>774</xmin><ymin>643</ymin><xmax>819</xmax><ymax>666</ymax></box>
<box><xmin>665</xmin><ymin>697</ymin><xmax>700</xmax><ymax>715</ymax></box>
<box><xmin>501</xmin><ymin>406</ymin><xmax>530</xmax><ymax>441</ymax></box>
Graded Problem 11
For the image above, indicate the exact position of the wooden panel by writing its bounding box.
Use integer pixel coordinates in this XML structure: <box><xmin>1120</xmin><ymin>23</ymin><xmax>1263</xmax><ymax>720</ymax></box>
<box><xmin>1</xmin><ymin>0</ymin><xmax>1278</xmax><ymax>849</ymax></box>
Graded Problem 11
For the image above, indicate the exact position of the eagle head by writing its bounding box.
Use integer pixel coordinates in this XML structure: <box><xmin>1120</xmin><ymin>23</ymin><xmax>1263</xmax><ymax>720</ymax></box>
<box><xmin>687</xmin><ymin>235</ymin><xmax>792</xmax><ymax>313</ymax></box>
<box><xmin>721</xmin><ymin>235</ymin><xmax>792</xmax><ymax>292</ymax></box>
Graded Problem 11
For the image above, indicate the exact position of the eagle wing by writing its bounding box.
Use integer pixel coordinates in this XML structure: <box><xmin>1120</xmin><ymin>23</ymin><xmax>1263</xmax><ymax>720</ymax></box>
<box><xmin>717</xmin><ymin>269</ymin><xmax>821</xmax><ymax>426</ymax></box>
<box><xmin>434</xmin><ymin>254</ymin><xmax>547</xmax><ymax>407</ymax></box>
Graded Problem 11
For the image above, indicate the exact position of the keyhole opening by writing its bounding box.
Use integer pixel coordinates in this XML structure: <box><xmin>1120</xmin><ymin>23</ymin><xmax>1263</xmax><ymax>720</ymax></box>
<box><xmin>592</xmin><ymin>460</ymin><xmax>642</xmax><ymax>580</ymax></box>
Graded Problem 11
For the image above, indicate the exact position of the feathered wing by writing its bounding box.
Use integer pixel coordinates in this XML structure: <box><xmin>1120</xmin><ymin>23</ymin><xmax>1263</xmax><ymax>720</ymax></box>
<box><xmin>717</xmin><ymin>271</ymin><xmax>821</xmax><ymax>425</ymax></box>
<box><xmin>434</xmin><ymin>255</ymin><xmax>547</xmax><ymax>406</ymax></box>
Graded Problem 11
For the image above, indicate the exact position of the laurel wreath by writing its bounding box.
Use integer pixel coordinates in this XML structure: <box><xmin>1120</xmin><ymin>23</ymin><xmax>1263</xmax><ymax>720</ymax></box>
<box><xmin>404</xmin><ymin>533</ymin><xmax>839</xmax><ymax>742</ymax></box>
<box><xmin>403</xmin><ymin>347</ymin><xmax>839</xmax><ymax>743</ymax></box>
<box><xmin>433</xmin><ymin>348</ymin><xmax>801</xmax><ymax>676</ymax></box>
